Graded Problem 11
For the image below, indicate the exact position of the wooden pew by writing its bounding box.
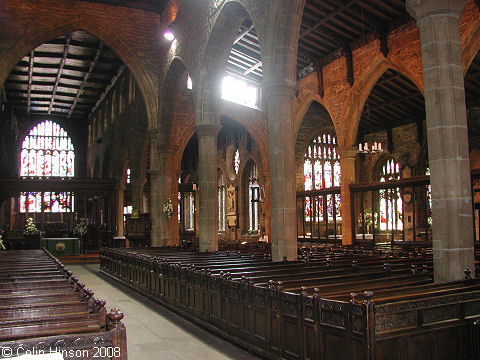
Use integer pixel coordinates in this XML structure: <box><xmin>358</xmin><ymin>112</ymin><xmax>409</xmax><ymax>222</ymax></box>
<box><xmin>0</xmin><ymin>249</ymin><xmax>127</xmax><ymax>359</ymax></box>
<box><xmin>100</xmin><ymin>246</ymin><xmax>479</xmax><ymax>360</ymax></box>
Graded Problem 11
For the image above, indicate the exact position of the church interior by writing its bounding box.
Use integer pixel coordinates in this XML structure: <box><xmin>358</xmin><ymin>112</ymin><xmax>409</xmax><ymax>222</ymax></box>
<box><xmin>1</xmin><ymin>0</ymin><xmax>480</xmax><ymax>359</ymax></box>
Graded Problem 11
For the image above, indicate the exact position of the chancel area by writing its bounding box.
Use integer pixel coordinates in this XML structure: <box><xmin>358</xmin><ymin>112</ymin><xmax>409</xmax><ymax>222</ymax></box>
<box><xmin>1</xmin><ymin>0</ymin><xmax>480</xmax><ymax>359</ymax></box>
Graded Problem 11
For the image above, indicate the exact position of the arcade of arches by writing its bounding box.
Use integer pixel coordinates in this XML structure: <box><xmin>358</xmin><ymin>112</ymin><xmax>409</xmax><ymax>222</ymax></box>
<box><xmin>1</xmin><ymin>1</ymin><xmax>480</xmax><ymax>285</ymax></box>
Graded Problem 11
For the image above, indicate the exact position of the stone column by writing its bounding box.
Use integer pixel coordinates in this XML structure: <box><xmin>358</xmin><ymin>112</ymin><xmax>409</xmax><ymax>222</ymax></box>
<box><xmin>130</xmin><ymin>178</ymin><xmax>146</xmax><ymax>213</ymax></box>
<box><xmin>115</xmin><ymin>183</ymin><xmax>126</xmax><ymax>237</ymax></box>
<box><xmin>338</xmin><ymin>147</ymin><xmax>357</xmax><ymax>246</ymax></box>
<box><xmin>196</xmin><ymin>124</ymin><xmax>220</xmax><ymax>252</ymax></box>
<box><xmin>407</xmin><ymin>0</ymin><xmax>473</xmax><ymax>282</ymax></box>
<box><xmin>149</xmin><ymin>130</ymin><xmax>179</xmax><ymax>247</ymax></box>
<box><xmin>263</xmin><ymin>81</ymin><xmax>297</xmax><ymax>261</ymax></box>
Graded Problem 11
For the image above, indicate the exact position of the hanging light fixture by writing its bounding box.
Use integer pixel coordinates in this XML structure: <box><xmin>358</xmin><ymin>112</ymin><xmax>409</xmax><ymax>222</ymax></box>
<box><xmin>358</xmin><ymin>141</ymin><xmax>383</xmax><ymax>154</ymax></box>
<box><xmin>250</xmin><ymin>178</ymin><xmax>264</xmax><ymax>202</ymax></box>
<box><xmin>358</xmin><ymin>100</ymin><xmax>383</xmax><ymax>154</ymax></box>
<box><xmin>163</xmin><ymin>22</ymin><xmax>176</xmax><ymax>41</ymax></box>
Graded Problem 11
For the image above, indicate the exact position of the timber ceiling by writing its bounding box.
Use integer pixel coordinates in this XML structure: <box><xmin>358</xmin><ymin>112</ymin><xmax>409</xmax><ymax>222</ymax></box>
<box><xmin>2</xmin><ymin>0</ymin><xmax>479</xmax><ymax>141</ymax></box>
<box><xmin>4</xmin><ymin>31</ymin><xmax>123</xmax><ymax>121</ymax></box>
<box><xmin>358</xmin><ymin>69</ymin><xmax>425</xmax><ymax>137</ymax></box>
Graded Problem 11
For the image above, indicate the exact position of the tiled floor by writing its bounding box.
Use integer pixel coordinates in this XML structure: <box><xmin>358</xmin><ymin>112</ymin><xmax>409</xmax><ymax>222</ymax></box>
<box><xmin>68</xmin><ymin>264</ymin><xmax>262</xmax><ymax>360</ymax></box>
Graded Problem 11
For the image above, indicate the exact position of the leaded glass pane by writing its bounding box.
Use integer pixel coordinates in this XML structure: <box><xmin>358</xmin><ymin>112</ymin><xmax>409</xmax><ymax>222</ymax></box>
<box><xmin>19</xmin><ymin>120</ymin><xmax>75</xmax><ymax>213</ymax></box>
<box><xmin>379</xmin><ymin>158</ymin><xmax>402</xmax><ymax>231</ymax></box>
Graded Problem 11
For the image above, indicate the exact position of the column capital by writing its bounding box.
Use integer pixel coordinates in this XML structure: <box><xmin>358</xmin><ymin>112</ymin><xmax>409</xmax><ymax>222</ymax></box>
<box><xmin>337</xmin><ymin>146</ymin><xmax>358</xmax><ymax>159</ymax></box>
<box><xmin>262</xmin><ymin>80</ymin><xmax>298</xmax><ymax>99</ymax></box>
<box><xmin>406</xmin><ymin>0</ymin><xmax>467</xmax><ymax>22</ymax></box>
<box><xmin>195</xmin><ymin>124</ymin><xmax>221</xmax><ymax>137</ymax></box>
<box><xmin>157</xmin><ymin>144</ymin><xmax>178</xmax><ymax>154</ymax></box>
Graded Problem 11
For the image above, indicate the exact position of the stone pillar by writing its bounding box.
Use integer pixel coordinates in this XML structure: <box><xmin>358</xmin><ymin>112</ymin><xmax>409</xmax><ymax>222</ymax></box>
<box><xmin>263</xmin><ymin>81</ymin><xmax>297</xmax><ymax>261</ymax></box>
<box><xmin>115</xmin><ymin>183</ymin><xmax>126</xmax><ymax>237</ymax></box>
<box><xmin>338</xmin><ymin>147</ymin><xmax>357</xmax><ymax>246</ymax></box>
<box><xmin>196</xmin><ymin>124</ymin><xmax>220</xmax><ymax>252</ymax></box>
<box><xmin>131</xmin><ymin>178</ymin><xmax>146</xmax><ymax>213</ymax></box>
<box><xmin>149</xmin><ymin>130</ymin><xmax>179</xmax><ymax>247</ymax></box>
<box><xmin>407</xmin><ymin>0</ymin><xmax>473</xmax><ymax>282</ymax></box>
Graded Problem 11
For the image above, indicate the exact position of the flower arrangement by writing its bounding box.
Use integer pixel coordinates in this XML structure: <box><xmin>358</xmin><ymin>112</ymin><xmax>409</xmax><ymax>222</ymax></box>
<box><xmin>73</xmin><ymin>218</ymin><xmax>88</xmax><ymax>237</ymax></box>
<box><xmin>23</xmin><ymin>217</ymin><xmax>38</xmax><ymax>235</ymax></box>
<box><xmin>163</xmin><ymin>197</ymin><xmax>174</xmax><ymax>219</ymax></box>
<box><xmin>357</xmin><ymin>208</ymin><xmax>375</xmax><ymax>229</ymax></box>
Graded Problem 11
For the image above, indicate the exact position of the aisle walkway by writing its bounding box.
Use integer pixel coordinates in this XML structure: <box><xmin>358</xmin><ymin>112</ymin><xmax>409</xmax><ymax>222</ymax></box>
<box><xmin>68</xmin><ymin>264</ymin><xmax>261</xmax><ymax>360</ymax></box>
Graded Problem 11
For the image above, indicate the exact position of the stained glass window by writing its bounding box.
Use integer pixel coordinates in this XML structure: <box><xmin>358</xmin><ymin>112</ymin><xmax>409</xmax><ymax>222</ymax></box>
<box><xmin>379</xmin><ymin>158</ymin><xmax>402</xmax><ymax>231</ymax></box>
<box><xmin>303</xmin><ymin>133</ymin><xmax>341</xmax><ymax>221</ymax></box>
<box><xmin>426</xmin><ymin>167</ymin><xmax>432</xmax><ymax>226</ymax></box>
<box><xmin>247</xmin><ymin>162</ymin><xmax>259</xmax><ymax>233</ymax></box>
<box><xmin>234</xmin><ymin>149</ymin><xmax>240</xmax><ymax>175</ymax></box>
<box><xmin>304</xmin><ymin>133</ymin><xmax>340</xmax><ymax>190</ymax></box>
<box><xmin>218</xmin><ymin>173</ymin><xmax>226</xmax><ymax>232</ymax></box>
<box><xmin>20</xmin><ymin>120</ymin><xmax>74</xmax><ymax>178</ymax></box>
<box><xmin>19</xmin><ymin>120</ymin><xmax>75</xmax><ymax>213</ymax></box>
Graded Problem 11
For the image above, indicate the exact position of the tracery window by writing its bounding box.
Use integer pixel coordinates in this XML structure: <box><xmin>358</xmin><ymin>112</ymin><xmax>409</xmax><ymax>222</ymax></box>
<box><xmin>426</xmin><ymin>167</ymin><xmax>432</xmax><ymax>226</ymax></box>
<box><xmin>379</xmin><ymin>158</ymin><xmax>402</xmax><ymax>231</ymax></box>
<box><xmin>19</xmin><ymin>120</ymin><xmax>75</xmax><ymax>213</ymax></box>
<box><xmin>247</xmin><ymin>161</ymin><xmax>259</xmax><ymax>233</ymax></box>
<box><xmin>234</xmin><ymin>149</ymin><xmax>240</xmax><ymax>175</ymax></box>
<box><xmin>303</xmin><ymin>133</ymin><xmax>341</xmax><ymax>222</ymax></box>
<box><xmin>218</xmin><ymin>173</ymin><xmax>226</xmax><ymax>232</ymax></box>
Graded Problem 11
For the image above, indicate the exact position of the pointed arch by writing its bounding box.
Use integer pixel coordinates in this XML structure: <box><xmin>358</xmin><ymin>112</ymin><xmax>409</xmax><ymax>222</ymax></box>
<box><xmin>0</xmin><ymin>5</ymin><xmax>158</xmax><ymax>129</ymax></box>
<box><xmin>462</xmin><ymin>5</ymin><xmax>480</xmax><ymax>75</ymax></box>
<box><xmin>342</xmin><ymin>58</ymin><xmax>424</xmax><ymax>147</ymax></box>
<box><xmin>294</xmin><ymin>91</ymin><xmax>334</xmax><ymax>138</ymax></box>
<box><xmin>159</xmin><ymin>57</ymin><xmax>191</xmax><ymax>139</ymax></box>
<box><xmin>195</xmin><ymin>1</ymin><xmax>258</xmax><ymax>126</ymax></box>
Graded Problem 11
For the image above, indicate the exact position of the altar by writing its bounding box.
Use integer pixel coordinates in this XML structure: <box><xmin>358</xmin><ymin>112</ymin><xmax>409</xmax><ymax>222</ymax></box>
<box><xmin>41</xmin><ymin>237</ymin><xmax>81</xmax><ymax>256</ymax></box>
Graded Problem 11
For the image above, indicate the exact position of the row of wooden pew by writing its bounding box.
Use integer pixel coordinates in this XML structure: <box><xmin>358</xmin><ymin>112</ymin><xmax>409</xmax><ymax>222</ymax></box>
<box><xmin>0</xmin><ymin>249</ymin><xmax>127</xmax><ymax>359</ymax></box>
<box><xmin>100</xmin><ymin>246</ymin><xmax>480</xmax><ymax>360</ymax></box>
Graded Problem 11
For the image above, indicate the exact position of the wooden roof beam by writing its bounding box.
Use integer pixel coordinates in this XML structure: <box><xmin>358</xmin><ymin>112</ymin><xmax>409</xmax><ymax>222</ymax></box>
<box><xmin>49</xmin><ymin>34</ymin><xmax>71</xmax><ymax>114</ymax></box>
<box><xmin>234</xmin><ymin>25</ymin><xmax>255</xmax><ymax>45</ymax></box>
<box><xmin>244</xmin><ymin>61</ymin><xmax>262</xmax><ymax>75</ymax></box>
<box><xmin>300</xmin><ymin>0</ymin><xmax>360</xmax><ymax>40</ymax></box>
<box><xmin>68</xmin><ymin>41</ymin><xmax>104</xmax><ymax>119</ymax></box>
<box><xmin>27</xmin><ymin>51</ymin><xmax>34</xmax><ymax>113</ymax></box>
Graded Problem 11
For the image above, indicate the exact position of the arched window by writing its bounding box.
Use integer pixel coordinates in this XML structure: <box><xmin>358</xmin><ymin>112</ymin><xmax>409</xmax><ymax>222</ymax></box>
<box><xmin>303</xmin><ymin>133</ymin><xmax>341</xmax><ymax>221</ymax></box>
<box><xmin>19</xmin><ymin>120</ymin><xmax>74</xmax><ymax>213</ymax></box>
<box><xmin>218</xmin><ymin>173</ymin><xmax>226</xmax><ymax>232</ymax></box>
<box><xmin>234</xmin><ymin>148</ymin><xmax>240</xmax><ymax>175</ymax></box>
<box><xmin>379</xmin><ymin>158</ymin><xmax>402</xmax><ymax>231</ymax></box>
<box><xmin>246</xmin><ymin>161</ymin><xmax>259</xmax><ymax>233</ymax></box>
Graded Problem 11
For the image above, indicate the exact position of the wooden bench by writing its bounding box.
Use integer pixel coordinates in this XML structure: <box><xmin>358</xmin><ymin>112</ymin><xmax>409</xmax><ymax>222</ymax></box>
<box><xmin>100</xmin><ymin>247</ymin><xmax>480</xmax><ymax>360</ymax></box>
<box><xmin>0</xmin><ymin>249</ymin><xmax>127</xmax><ymax>359</ymax></box>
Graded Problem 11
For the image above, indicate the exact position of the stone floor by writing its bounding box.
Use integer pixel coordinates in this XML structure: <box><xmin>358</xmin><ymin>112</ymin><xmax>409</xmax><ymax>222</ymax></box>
<box><xmin>68</xmin><ymin>264</ymin><xmax>262</xmax><ymax>360</ymax></box>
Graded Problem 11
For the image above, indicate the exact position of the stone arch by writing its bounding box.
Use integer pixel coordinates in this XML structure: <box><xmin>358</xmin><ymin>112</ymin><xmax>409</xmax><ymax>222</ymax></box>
<box><xmin>0</xmin><ymin>9</ymin><xmax>158</xmax><ymax>129</ymax></box>
<box><xmin>462</xmin><ymin>5</ymin><xmax>480</xmax><ymax>75</ymax></box>
<box><xmin>294</xmin><ymin>91</ymin><xmax>334</xmax><ymax>138</ymax></box>
<box><xmin>195</xmin><ymin>1</ymin><xmax>256</xmax><ymax>126</ymax></box>
<box><xmin>159</xmin><ymin>57</ymin><xmax>190</xmax><ymax>141</ymax></box>
<box><xmin>218</xmin><ymin>115</ymin><xmax>266</xmax><ymax>180</ymax></box>
<box><xmin>342</xmin><ymin>58</ymin><xmax>424</xmax><ymax>148</ymax></box>
<box><xmin>177</xmin><ymin>129</ymin><xmax>197</xmax><ymax>173</ymax></box>
<box><xmin>219</xmin><ymin>107</ymin><xmax>268</xmax><ymax>175</ymax></box>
